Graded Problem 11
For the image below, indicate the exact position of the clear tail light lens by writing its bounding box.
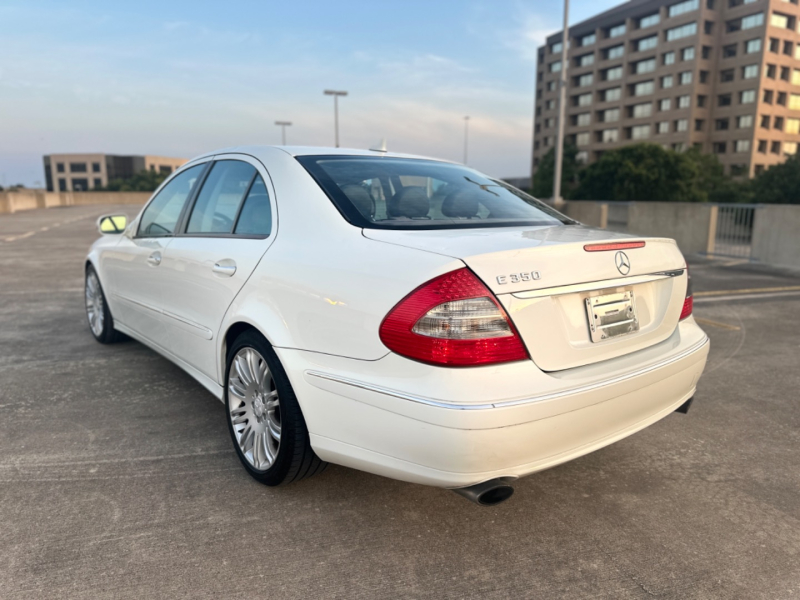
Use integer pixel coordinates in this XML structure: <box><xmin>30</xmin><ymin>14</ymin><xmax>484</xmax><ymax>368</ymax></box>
<box><xmin>379</xmin><ymin>268</ymin><xmax>529</xmax><ymax>366</ymax></box>
<box><xmin>679</xmin><ymin>265</ymin><xmax>693</xmax><ymax>320</ymax></box>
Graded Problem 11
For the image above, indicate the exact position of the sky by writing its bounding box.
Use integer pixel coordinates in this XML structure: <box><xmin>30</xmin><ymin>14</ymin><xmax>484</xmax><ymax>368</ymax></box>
<box><xmin>0</xmin><ymin>0</ymin><xmax>619</xmax><ymax>187</ymax></box>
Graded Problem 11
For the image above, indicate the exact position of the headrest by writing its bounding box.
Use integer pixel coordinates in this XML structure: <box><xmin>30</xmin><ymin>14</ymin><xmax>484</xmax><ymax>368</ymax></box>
<box><xmin>388</xmin><ymin>186</ymin><xmax>429</xmax><ymax>218</ymax></box>
<box><xmin>442</xmin><ymin>190</ymin><xmax>479</xmax><ymax>218</ymax></box>
<box><xmin>340</xmin><ymin>184</ymin><xmax>375</xmax><ymax>218</ymax></box>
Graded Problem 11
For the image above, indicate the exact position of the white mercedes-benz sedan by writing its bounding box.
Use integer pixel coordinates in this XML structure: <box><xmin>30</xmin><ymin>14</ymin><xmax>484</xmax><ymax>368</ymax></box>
<box><xmin>85</xmin><ymin>146</ymin><xmax>708</xmax><ymax>505</ymax></box>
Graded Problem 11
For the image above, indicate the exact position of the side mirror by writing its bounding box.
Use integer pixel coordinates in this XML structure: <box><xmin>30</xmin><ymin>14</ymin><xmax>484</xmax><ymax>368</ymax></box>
<box><xmin>97</xmin><ymin>214</ymin><xmax>128</xmax><ymax>235</ymax></box>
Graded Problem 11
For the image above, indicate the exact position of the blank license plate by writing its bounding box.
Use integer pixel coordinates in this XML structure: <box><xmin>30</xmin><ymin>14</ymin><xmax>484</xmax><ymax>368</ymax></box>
<box><xmin>585</xmin><ymin>290</ymin><xmax>639</xmax><ymax>343</ymax></box>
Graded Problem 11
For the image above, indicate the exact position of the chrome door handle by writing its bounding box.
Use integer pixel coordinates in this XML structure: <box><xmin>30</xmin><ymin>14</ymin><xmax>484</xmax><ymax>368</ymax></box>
<box><xmin>147</xmin><ymin>251</ymin><xmax>162</xmax><ymax>266</ymax></box>
<box><xmin>213</xmin><ymin>260</ymin><xmax>237</xmax><ymax>277</ymax></box>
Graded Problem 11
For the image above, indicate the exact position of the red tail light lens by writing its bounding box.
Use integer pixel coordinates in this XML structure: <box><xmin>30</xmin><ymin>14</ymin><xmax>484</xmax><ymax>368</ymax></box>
<box><xmin>584</xmin><ymin>241</ymin><xmax>646</xmax><ymax>252</ymax></box>
<box><xmin>679</xmin><ymin>265</ymin><xmax>693</xmax><ymax>320</ymax></box>
<box><xmin>379</xmin><ymin>268</ymin><xmax>529</xmax><ymax>366</ymax></box>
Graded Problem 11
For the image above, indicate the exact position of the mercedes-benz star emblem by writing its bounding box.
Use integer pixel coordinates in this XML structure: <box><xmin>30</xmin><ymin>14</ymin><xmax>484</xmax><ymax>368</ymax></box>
<box><xmin>615</xmin><ymin>250</ymin><xmax>631</xmax><ymax>275</ymax></box>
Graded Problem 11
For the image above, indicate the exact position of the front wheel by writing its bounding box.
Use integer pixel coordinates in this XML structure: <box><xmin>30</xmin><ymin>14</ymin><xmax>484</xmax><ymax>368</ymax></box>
<box><xmin>85</xmin><ymin>265</ymin><xmax>118</xmax><ymax>344</ymax></box>
<box><xmin>225</xmin><ymin>330</ymin><xmax>326</xmax><ymax>486</ymax></box>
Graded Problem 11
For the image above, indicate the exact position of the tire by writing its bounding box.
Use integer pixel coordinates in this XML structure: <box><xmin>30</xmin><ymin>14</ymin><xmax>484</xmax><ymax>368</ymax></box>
<box><xmin>85</xmin><ymin>264</ymin><xmax>119</xmax><ymax>344</ymax></box>
<box><xmin>225</xmin><ymin>330</ymin><xmax>326</xmax><ymax>486</ymax></box>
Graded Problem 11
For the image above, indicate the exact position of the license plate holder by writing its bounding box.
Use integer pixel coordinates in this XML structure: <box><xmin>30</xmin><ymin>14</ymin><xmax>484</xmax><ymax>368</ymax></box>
<box><xmin>585</xmin><ymin>290</ymin><xmax>639</xmax><ymax>343</ymax></box>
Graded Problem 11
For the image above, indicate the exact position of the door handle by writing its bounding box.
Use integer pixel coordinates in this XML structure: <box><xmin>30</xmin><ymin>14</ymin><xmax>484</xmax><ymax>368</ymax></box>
<box><xmin>213</xmin><ymin>260</ymin><xmax>237</xmax><ymax>277</ymax></box>
<box><xmin>147</xmin><ymin>251</ymin><xmax>162</xmax><ymax>266</ymax></box>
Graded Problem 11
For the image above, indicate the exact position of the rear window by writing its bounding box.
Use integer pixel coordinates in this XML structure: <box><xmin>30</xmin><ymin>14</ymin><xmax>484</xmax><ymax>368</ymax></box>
<box><xmin>296</xmin><ymin>155</ymin><xmax>571</xmax><ymax>230</ymax></box>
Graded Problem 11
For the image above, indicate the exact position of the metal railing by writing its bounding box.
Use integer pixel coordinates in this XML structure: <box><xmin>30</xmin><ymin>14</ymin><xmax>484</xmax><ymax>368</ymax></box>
<box><xmin>713</xmin><ymin>204</ymin><xmax>758</xmax><ymax>258</ymax></box>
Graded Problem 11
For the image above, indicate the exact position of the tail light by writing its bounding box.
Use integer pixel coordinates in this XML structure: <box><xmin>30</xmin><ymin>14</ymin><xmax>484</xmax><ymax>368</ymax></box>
<box><xmin>379</xmin><ymin>268</ymin><xmax>529</xmax><ymax>367</ymax></box>
<box><xmin>679</xmin><ymin>265</ymin><xmax>693</xmax><ymax>320</ymax></box>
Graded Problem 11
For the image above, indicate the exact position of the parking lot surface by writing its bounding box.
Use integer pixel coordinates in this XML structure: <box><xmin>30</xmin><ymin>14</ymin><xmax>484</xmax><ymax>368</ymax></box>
<box><xmin>1</xmin><ymin>205</ymin><xmax>799</xmax><ymax>599</ymax></box>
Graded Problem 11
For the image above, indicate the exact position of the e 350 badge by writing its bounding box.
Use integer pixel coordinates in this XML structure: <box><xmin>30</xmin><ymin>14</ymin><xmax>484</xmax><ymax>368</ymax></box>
<box><xmin>496</xmin><ymin>271</ymin><xmax>541</xmax><ymax>285</ymax></box>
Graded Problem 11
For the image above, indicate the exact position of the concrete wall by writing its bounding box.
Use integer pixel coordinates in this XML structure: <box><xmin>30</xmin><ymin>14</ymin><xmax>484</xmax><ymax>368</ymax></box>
<box><xmin>562</xmin><ymin>201</ymin><xmax>607</xmax><ymax>229</ymax></box>
<box><xmin>752</xmin><ymin>205</ymin><xmax>800</xmax><ymax>269</ymax></box>
<box><xmin>0</xmin><ymin>190</ymin><xmax>150</xmax><ymax>214</ymax></box>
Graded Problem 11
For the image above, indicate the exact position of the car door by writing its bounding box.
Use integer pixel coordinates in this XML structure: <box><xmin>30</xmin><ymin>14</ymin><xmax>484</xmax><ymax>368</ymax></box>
<box><xmin>157</xmin><ymin>155</ymin><xmax>276</xmax><ymax>381</ymax></box>
<box><xmin>102</xmin><ymin>162</ymin><xmax>209</xmax><ymax>347</ymax></box>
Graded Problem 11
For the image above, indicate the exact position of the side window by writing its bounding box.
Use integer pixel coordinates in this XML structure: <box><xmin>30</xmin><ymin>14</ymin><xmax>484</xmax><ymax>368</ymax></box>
<box><xmin>186</xmin><ymin>160</ymin><xmax>256</xmax><ymax>234</ymax></box>
<box><xmin>234</xmin><ymin>175</ymin><xmax>272</xmax><ymax>236</ymax></box>
<box><xmin>138</xmin><ymin>164</ymin><xmax>205</xmax><ymax>236</ymax></box>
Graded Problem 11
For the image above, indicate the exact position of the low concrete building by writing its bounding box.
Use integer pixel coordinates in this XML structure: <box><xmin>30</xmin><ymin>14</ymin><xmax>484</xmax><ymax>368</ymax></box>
<box><xmin>43</xmin><ymin>153</ymin><xmax>187</xmax><ymax>192</ymax></box>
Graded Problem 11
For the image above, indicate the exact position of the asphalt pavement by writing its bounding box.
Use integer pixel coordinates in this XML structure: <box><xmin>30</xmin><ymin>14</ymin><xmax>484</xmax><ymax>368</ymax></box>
<box><xmin>1</xmin><ymin>205</ymin><xmax>799</xmax><ymax>599</ymax></box>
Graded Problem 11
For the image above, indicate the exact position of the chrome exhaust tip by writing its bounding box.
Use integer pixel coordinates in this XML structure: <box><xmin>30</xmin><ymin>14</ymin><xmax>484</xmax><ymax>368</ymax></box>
<box><xmin>452</xmin><ymin>477</ymin><xmax>516</xmax><ymax>506</ymax></box>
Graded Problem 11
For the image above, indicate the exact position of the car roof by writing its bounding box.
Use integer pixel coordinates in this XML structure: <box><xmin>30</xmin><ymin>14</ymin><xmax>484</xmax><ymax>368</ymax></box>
<box><xmin>189</xmin><ymin>145</ymin><xmax>459</xmax><ymax>165</ymax></box>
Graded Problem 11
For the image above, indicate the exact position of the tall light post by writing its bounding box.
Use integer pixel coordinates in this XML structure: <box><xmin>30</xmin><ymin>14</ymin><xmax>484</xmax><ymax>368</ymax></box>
<box><xmin>274</xmin><ymin>121</ymin><xmax>292</xmax><ymax>145</ymax></box>
<box><xmin>323</xmin><ymin>90</ymin><xmax>348</xmax><ymax>147</ymax></box>
<box><xmin>463</xmin><ymin>116</ymin><xmax>470</xmax><ymax>165</ymax></box>
<box><xmin>553</xmin><ymin>0</ymin><xmax>570</xmax><ymax>205</ymax></box>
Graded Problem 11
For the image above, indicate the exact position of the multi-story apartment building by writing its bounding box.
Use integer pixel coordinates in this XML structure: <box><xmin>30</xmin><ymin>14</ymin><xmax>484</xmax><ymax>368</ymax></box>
<box><xmin>533</xmin><ymin>0</ymin><xmax>800</xmax><ymax>178</ymax></box>
<box><xmin>43</xmin><ymin>153</ymin><xmax>187</xmax><ymax>192</ymax></box>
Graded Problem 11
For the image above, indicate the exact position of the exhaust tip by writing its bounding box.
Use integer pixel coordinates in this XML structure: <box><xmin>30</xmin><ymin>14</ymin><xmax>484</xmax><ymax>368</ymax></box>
<box><xmin>452</xmin><ymin>477</ymin><xmax>516</xmax><ymax>506</ymax></box>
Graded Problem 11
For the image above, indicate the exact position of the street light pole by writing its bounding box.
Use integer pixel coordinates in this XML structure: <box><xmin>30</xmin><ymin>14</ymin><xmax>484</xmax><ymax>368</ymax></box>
<box><xmin>323</xmin><ymin>90</ymin><xmax>348</xmax><ymax>147</ymax></box>
<box><xmin>274</xmin><ymin>121</ymin><xmax>292</xmax><ymax>145</ymax></box>
<box><xmin>463</xmin><ymin>116</ymin><xmax>470</xmax><ymax>165</ymax></box>
<box><xmin>553</xmin><ymin>0</ymin><xmax>570</xmax><ymax>205</ymax></box>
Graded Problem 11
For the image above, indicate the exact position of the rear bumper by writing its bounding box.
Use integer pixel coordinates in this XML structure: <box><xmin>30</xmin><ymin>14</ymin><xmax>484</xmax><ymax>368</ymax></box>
<box><xmin>278</xmin><ymin>319</ymin><xmax>709</xmax><ymax>488</ymax></box>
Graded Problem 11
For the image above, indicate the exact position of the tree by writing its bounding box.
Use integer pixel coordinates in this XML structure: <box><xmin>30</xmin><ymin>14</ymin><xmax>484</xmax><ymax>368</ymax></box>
<box><xmin>96</xmin><ymin>170</ymin><xmax>169</xmax><ymax>192</ymax></box>
<box><xmin>570</xmin><ymin>143</ymin><xmax>706</xmax><ymax>202</ymax></box>
<box><xmin>683</xmin><ymin>147</ymin><xmax>751</xmax><ymax>204</ymax></box>
<box><xmin>532</xmin><ymin>144</ymin><xmax>580</xmax><ymax>199</ymax></box>
<box><xmin>750</xmin><ymin>154</ymin><xmax>800</xmax><ymax>204</ymax></box>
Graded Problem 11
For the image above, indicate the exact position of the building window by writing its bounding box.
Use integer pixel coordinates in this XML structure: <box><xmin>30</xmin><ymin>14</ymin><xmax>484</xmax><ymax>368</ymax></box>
<box><xmin>549</xmin><ymin>61</ymin><xmax>562</xmax><ymax>72</ymax></box>
<box><xmin>771</xmin><ymin>141</ymin><xmax>781</xmax><ymax>154</ymax></box>
<box><xmin>763</xmin><ymin>89</ymin><xmax>773</xmax><ymax>103</ymax></box>
<box><xmin>631</xmin><ymin>102</ymin><xmax>653</xmax><ymax>118</ymax></box>
<box><xmin>633</xmin><ymin>58</ymin><xmax>657</xmax><ymax>74</ymax></box>
<box><xmin>744</xmin><ymin>39</ymin><xmax>762</xmax><ymax>54</ymax></box>
<box><xmin>737</xmin><ymin>115</ymin><xmax>753</xmax><ymax>128</ymax></box>
<box><xmin>605</xmin><ymin>44</ymin><xmax>625</xmax><ymax>59</ymax></box>
<box><xmin>56</xmin><ymin>163</ymin><xmax>65</xmax><ymax>173</ymax></box>
<box><xmin>769</xmin><ymin>12</ymin><xmax>792</xmax><ymax>29</ymax></box>
<box><xmin>760</xmin><ymin>115</ymin><xmax>771</xmax><ymax>128</ymax></box>
<box><xmin>576</xmin><ymin>132</ymin><xmax>591</xmax><ymax>146</ymax></box>
<box><xmin>741</xmin><ymin>12</ymin><xmax>765</xmax><ymax>30</ymax></box>
<box><xmin>668</xmin><ymin>0</ymin><xmax>699</xmax><ymax>18</ymax></box>
<box><xmin>577</xmin><ymin>53</ymin><xmax>595</xmax><ymax>67</ymax></box>
<box><xmin>790</xmin><ymin>94</ymin><xmax>800</xmax><ymax>110</ymax></box>
<box><xmin>70</xmin><ymin>162</ymin><xmax>87</xmax><ymax>173</ymax></box>
<box><xmin>580</xmin><ymin>32</ymin><xmax>597</xmax><ymax>46</ymax></box>
<box><xmin>633</xmin><ymin>80</ymin><xmax>655</xmax><ymax>96</ymax></box>
<box><xmin>757</xmin><ymin>140</ymin><xmax>768</xmax><ymax>153</ymax></box>
<box><xmin>786</xmin><ymin>118</ymin><xmax>800</xmax><ymax>135</ymax></box>
<box><xmin>663</xmin><ymin>51</ymin><xmax>676</xmax><ymax>65</ymax></box>
<box><xmin>718</xmin><ymin>93</ymin><xmax>732</xmax><ymax>106</ymax></box>
<box><xmin>546</xmin><ymin>99</ymin><xmax>556</xmax><ymax>110</ymax></box>
<box><xmin>605</xmin><ymin>65</ymin><xmax>623</xmax><ymax>80</ymax></box>
<box><xmin>742</xmin><ymin>64</ymin><xmax>759</xmax><ymax>79</ymax></box>
<box><xmin>603</xmin><ymin>107</ymin><xmax>621</xmax><ymax>122</ymax></box>
<box><xmin>675</xmin><ymin>119</ymin><xmax>689</xmax><ymax>132</ymax></box>
<box><xmin>545</xmin><ymin>117</ymin><xmax>555</xmax><ymax>128</ymax></box>
<box><xmin>660</xmin><ymin>98</ymin><xmax>672</xmax><ymax>111</ymax></box>
<box><xmin>71</xmin><ymin>178</ymin><xmax>89</xmax><ymax>191</ymax></box>
<box><xmin>576</xmin><ymin>73</ymin><xmax>594</xmax><ymax>86</ymax></box>
<box><xmin>576</xmin><ymin>113</ymin><xmax>591</xmax><ymax>126</ymax></box>
<box><xmin>699</xmin><ymin>70</ymin><xmax>709</xmax><ymax>83</ymax></box>
<box><xmin>740</xmin><ymin>89</ymin><xmax>756</xmax><ymax>103</ymax></box>
<box><xmin>796</xmin><ymin>43</ymin><xmax>800</xmax><ymax>60</ymax></box>
<box><xmin>677</xmin><ymin>94</ymin><xmax>691</xmax><ymax>108</ymax></box>
<box><xmin>721</xmin><ymin>68</ymin><xmax>735</xmax><ymax>82</ymax></box>
<box><xmin>673</xmin><ymin>143</ymin><xmax>688</xmax><ymax>152</ymax></box>
<box><xmin>608</xmin><ymin>23</ymin><xmax>626</xmax><ymax>38</ymax></box>
<box><xmin>547</xmin><ymin>81</ymin><xmax>556</xmax><ymax>91</ymax></box>
<box><xmin>577</xmin><ymin>92</ymin><xmax>593</xmax><ymax>106</ymax></box>
<box><xmin>682</xmin><ymin>47</ymin><xmax>695</xmax><ymax>61</ymax></box>
<box><xmin>777</xmin><ymin>91</ymin><xmax>786</xmax><ymax>107</ymax></box>
<box><xmin>666</xmin><ymin>22</ymin><xmax>697</xmax><ymax>41</ymax></box>
<box><xmin>601</xmin><ymin>128</ymin><xmax>619</xmax><ymax>142</ymax></box>
<box><xmin>716</xmin><ymin>118</ymin><xmax>730</xmax><ymax>130</ymax></box>
<box><xmin>697</xmin><ymin>94</ymin><xmax>707</xmax><ymax>107</ymax></box>
<box><xmin>93</xmin><ymin>178</ymin><xmax>102</xmax><ymax>188</ymax></box>
<box><xmin>92</xmin><ymin>162</ymin><xmax>101</xmax><ymax>173</ymax></box>
<box><xmin>639</xmin><ymin>13</ymin><xmax>660</xmax><ymax>28</ymax></box>
<box><xmin>550</xmin><ymin>42</ymin><xmax>563</xmax><ymax>54</ymax></box>
<box><xmin>713</xmin><ymin>142</ymin><xmax>727</xmax><ymax>154</ymax></box>
<box><xmin>679</xmin><ymin>71</ymin><xmax>693</xmax><ymax>85</ymax></box>
<box><xmin>786</xmin><ymin>142</ymin><xmax>799</xmax><ymax>156</ymax></box>
<box><xmin>657</xmin><ymin>121</ymin><xmax>670</xmax><ymax>134</ymax></box>
<box><xmin>576</xmin><ymin>151</ymin><xmax>589</xmax><ymax>164</ymax></box>
<box><xmin>631</xmin><ymin>124</ymin><xmax>651</xmax><ymax>139</ymax></box>
<box><xmin>636</xmin><ymin>35</ymin><xmax>658</xmax><ymax>51</ymax></box>
<box><xmin>774</xmin><ymin>116</ymin><xmax>784</xmax><ymax>130</ymax></box>
<box><xmin>723</xmin><ymin>43</ymin><xmax>737</xmax><ymax>58</ymax></box>
<box><xmin>58</xmin><ymin>178</ymin><xmax>67</xmax><ymax>191</ymax></box>
<box><xmin>766</xmin><ymin>64</ymin><xmax>776</xmax><ymax>78</ymax></box>
<box><xmin>780</xmin><ymin>66</ymin><xmax>790</xmax><ymax>81</ymax></box>
<box><xmin>603</xmin><ymin>87</ymin><xmax>622</xmax><ymax>101</ymax></box>
<box><xmin>735</xmin><ymin>140</ymin><xmax>751</xmax><ymax>153</ymax></box>
<box><xmin>662</xmin><ymin>75</ymin><xmax>674</xmax><ymax>88</ymax></box>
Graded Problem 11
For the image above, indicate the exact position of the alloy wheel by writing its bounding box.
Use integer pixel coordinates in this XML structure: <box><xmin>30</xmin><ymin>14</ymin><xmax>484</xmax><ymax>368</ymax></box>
<box><xmin>85</xmin><ymin>271</ymin><xmax>105</xmax><ymax>337</ymax></box>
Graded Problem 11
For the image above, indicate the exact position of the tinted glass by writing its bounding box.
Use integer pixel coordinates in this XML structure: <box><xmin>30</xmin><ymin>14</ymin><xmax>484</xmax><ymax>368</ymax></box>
<box><xmin>187</xmin><ymin>160</ymin><xmax>256</xmax><ymax>234</ymax></box>
<box><xmin>234</xmin><ymin>175</ymin><xmax>271</xmax><ymax>236</ymax></box>
<box><xmin>298</xmin><ymin>156</ymin><xmax>571</xmax><ymax>230</ymax></box>
<box><xmin>138</xmin><ymin>164</ymin><xmax>204</xmax><ymax>236</ymax></box>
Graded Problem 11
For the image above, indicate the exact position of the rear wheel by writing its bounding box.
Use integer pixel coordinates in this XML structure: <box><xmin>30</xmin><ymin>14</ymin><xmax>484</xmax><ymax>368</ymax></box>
<box><xmin>225</xmin><ymin>330</ymin><xmax>326</xmax><ymax>486</ymax></box>
<box><xmin>85</xmin><ymin>265</ymin><xmax>118</xmax><ymax>344</ymax></box>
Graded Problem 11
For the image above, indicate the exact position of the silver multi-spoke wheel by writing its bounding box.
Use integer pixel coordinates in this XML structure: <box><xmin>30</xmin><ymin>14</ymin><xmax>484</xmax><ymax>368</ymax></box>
<box><xmin>85</xmin><ymin>270</ymin><xmax>105</xmax><ymax>337</ymax></box>
<box><xmin>228</xmin><ymin>347</ymin><xmax>281</xmax><ymax>471</ymax></box>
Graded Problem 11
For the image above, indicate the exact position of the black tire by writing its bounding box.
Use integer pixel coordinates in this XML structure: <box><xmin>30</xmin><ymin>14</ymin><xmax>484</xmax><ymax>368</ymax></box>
<box><xmin>85</xmin><ymin>264</ymin><xmax>119</xmax><ymax>344</ymax></box>
<box><xmin>225</xmin><ymin>329</ymin><xmax>326</xmax><ymax>486</ymax></box>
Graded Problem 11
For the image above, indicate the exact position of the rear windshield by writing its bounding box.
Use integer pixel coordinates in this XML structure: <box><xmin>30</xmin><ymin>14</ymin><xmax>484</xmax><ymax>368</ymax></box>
<box><xmin>297</xmin><ymin>155</ymin><xmax>572</xmax><ymax>230</ymax></box>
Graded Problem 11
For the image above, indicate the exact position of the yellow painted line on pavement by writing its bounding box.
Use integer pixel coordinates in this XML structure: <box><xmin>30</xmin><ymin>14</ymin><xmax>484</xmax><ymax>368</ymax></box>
<box><xmin>695</xmin><ymin>285</ymin><xmax>800</xmax><ymax>297</ymax></box>
<box><xmin>694</xmin><ymin>317</ymin><xmax>741</xmax><ymax>331</ymax></box>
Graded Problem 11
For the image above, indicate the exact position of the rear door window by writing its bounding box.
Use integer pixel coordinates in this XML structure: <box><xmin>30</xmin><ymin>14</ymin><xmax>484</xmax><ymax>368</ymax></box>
<box><xmin>233</xmin><ymin>175</ymin><xmax>272</xmax><ymax>236</ymax></box>
<box><xmin>186</xmin><ymin>160</ymin><xmax>256</xmax><ymax>234</ymax></box>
